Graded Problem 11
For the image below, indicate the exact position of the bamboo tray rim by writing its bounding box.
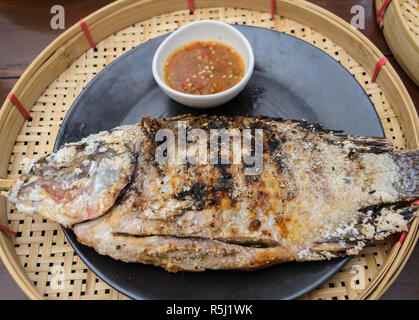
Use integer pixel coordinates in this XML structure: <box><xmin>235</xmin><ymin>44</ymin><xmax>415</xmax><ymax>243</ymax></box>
<box><xmin>381</xmin><ymin>0</ymin><xmax>419</xmax><ymax>50</ymax></box>
<box><xmin>375</xmin><ymin>0</ymin><xmax>419</xmax><ymax>86</ymax></box>
<box><xmin>394</xmin><ymin>0</ymin><xmax>419</xmax><ymax>50</ymax></box>
<box><xmin>0</xmin><ymin>0</ymin><xmax>418</xmax><ymax>300</ymax></box>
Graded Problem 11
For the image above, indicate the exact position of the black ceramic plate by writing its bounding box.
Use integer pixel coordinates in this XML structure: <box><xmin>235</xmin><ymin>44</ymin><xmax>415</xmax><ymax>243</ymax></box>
<box><xmin>55</xmin><ymin>26</ymin><xmax>384</xmax><ymax>300</ymax></box>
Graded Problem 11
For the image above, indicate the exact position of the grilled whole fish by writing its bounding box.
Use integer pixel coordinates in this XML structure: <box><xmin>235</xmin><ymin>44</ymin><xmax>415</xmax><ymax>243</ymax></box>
<box><xmin>7</xmin><ymin>114</ymin><xmax>419</xmax><ymax>272</ymax></box>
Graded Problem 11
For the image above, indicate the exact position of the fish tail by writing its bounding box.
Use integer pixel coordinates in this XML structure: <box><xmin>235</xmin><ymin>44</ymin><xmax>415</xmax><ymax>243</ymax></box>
<box><xmin>391</xmin><ymin>149</ymin><xmax>419</xmax><ymax>200</ymax></box>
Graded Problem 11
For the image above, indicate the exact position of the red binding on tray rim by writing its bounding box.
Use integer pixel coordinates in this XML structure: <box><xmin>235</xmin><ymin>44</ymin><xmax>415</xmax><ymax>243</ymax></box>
<box><xmin>7</xmin><ymin>92</ymin><xmax>32</xmax><ymax>121</ymax></box>
<box><xmin>393</xmin><ymin>200</ymin><xmax>418</xmax><ymax>246</ymax></box>
<box><xmin>271</xmin><ymin>0</ymin><xmax>276</xmax><ymax>20</ymax></box>
<box><xmin>392</xmin><ymin>231</ymin><xmax>407</xmax><ymax>246</ymax></box>
<box><xmin>0</xmin><ymin>224</ymin><xmax>17</xmax><ymax>237</ymax></box>
<box><xmin>377</xmin><ymin>0</ymin><xmax>392</xmax><ymax>23</ymax></box>
<box><xmin>78</xmin><ymin>19</ymin><xmax>96</xmax><ymax>49</ymax></box>
<box><xmin>188</xmin><ymin>0</ymin><xmax>194</xmax><ymax>14</ymax></box>
<box><xmin>398</xmin><ymin>232</ymin><xmax>407</xmax><ymax>245</ymax></box>
<box><xmin>371</xmin><ymin>56</ymin><xmax>388</xmax><ymax>82</ymax></box>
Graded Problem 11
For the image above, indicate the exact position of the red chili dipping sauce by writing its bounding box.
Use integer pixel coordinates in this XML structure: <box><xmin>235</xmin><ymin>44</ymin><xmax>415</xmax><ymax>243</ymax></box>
<box><xmin>164</xmin><ymin>41</ymin><xmax>245</xmax><ymax>95</ymax></box>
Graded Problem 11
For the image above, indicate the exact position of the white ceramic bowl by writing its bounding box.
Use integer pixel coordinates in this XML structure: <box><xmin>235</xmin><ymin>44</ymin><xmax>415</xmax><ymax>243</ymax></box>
<box><xmin>152</xmin><ymin>20</ymin><xmax>254</xmax><ymax>108</ymax></box>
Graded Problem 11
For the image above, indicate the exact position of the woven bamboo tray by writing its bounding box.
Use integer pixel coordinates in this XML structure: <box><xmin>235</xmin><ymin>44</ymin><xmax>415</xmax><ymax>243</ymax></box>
<box><xmin>375</xmin><ymin>0</ymin><xmax>419</xmax><ymax>85</ymax></box>
<box><xmin>0</xmin><ymin>0</ymin><xmax>418</xmax><ymax>300</ymax></box>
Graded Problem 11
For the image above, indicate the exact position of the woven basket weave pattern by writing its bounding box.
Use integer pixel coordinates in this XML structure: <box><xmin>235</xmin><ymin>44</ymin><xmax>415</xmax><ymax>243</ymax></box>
<box><xmin>4</xmin><ymin>7</ymin><xmax>410</xmax><ymax>300</ymax></box>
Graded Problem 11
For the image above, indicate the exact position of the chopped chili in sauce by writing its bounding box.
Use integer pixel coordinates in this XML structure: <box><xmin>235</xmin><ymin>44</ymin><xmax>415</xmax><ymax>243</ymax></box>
<box><xmin>164</xmin><ymin>41</ymin><xmax>245</xmax><ymax>95</ymax></box>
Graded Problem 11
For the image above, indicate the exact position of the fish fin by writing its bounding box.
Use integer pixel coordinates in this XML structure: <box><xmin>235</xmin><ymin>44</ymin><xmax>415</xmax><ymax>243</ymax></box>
<box><xmin>336</xmin><ymin>135</ymin><xmax>394</xmax><ymax>154</ymax></box>
<box><xmin>354</xmin><ymin>202</ymin><xmax>417</xmax><ymax>241</ymax></box>
<box><xmin>311</xmin><ymin>241</ymin><xmax>360</xmax><ymax>253</ymax></box>
<box><xmin>370</xmin><ymin>204</ymin><xmax>418</xmax><ymax>240</ymax></box>
<box><xmin>260</xmin><ymin>117</ymin><xmax>336</xmax><ymax>133</ymax></box>
<box><xmin>296</xmin><ymin>241</ymin><xmax>366</xmax><ymax>262</ymax></box>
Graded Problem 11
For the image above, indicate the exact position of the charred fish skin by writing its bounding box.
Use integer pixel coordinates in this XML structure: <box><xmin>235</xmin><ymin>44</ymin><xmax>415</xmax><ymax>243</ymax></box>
<box><xmin>8</xmin><ymin>114</ymin><xmax>419</xmax><ymax>271</ymax></box>
<box><xmin>7</xmin><ymin>124</ymin><xmax>144</xmax><ymax>227</ymax></box>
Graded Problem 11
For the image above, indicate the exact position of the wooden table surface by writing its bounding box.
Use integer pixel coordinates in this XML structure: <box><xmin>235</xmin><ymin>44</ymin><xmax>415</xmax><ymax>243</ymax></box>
<box><xmin>0</xmin><ymin>0</ymin><xmax>417</xmax><ymax>300</ymax></box>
